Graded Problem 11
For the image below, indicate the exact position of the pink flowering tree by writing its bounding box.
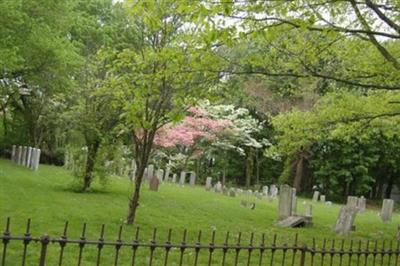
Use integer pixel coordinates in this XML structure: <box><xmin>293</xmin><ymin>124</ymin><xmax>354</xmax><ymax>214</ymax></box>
<box><xmin>154</xmin><ymin>107</ymin><xmax>233</xmax><ymax>169</ymax></box>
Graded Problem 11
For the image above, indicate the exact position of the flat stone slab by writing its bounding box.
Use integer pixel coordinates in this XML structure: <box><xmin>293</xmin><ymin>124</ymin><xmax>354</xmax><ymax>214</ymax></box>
<box><xmin>277</xmin><ymin>216</ymin><xmax>311</xmax><ymax>228</ymax></box>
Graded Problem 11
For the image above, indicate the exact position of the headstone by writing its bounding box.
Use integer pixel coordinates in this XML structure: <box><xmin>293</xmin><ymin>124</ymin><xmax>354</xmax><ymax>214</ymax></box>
<box><xmin>236</xmin><ymin>188</ymin><xmax>243</xmax><ymax>195</ymax></box>
<box><xmin>189</xmin><ymin>172</ymin><xmax>196</xmax><ymax>186</ymax></box>
<box><xmin>22</xmin><ymin>146</ymin><xmax>27</xmax><ymax>166</ymax></box>
<box><xmin>33</xmin><ymin>148</ymin><xmax>41</xmax><ymax>171</ymax></box>
<box><xmin>269</xmin><ymin>185</ymin><xmax>278</xmax><ymax>199</ymax></box>
<box><xmin>11</xmin><ymin>145</ymin><xmax>16</xmax><ymax>162</ymax></box>
<box><xmin>179</xmin><ymin>171</ymin><xmax>186</xmax><ymax>186</ymax></box>
<box><xmin>164</xmin><ymin>168</ymin><xmax>170</xmax><ymax>182</ymax></box>
<box><xmin>228</xmin><ymin>187</ymin><xmax>236</xmax><ymax>197</ymax></box>
<box><xmin>205</xmin><ymin>177</ymin><xmax>212</xmax><ymax>191</ymax></box>
<box><xmin>156</xmin><ymin>169</ymin><xmax>164</xmax><ymax>182</ymax></box>
<box><xmin>172</xmin><ymin>173</ymin><xmax>177</xmax><ymax>183</ymax></box>
<box><xmin>26</xmin><ymin>147</ymin><xmax>32</xmax><ymax>168</ymax></box>
<box><xmin>147</xmin><ymin>164</ymin><xmax>155</xmax><ymax>182</ymax></box>
<box><xmin>149</xmin><ymin>176</ymin><xmax>160</xmax><ymax>191</ymax></box>
<box><xmin>334</xmin><ymin>205</ymin><xmax>358</xmax><ymax>235</ymax></box>
<box><xmin>30</xmin><ymin>148</ymin><xmax>36</xmax><ymax>170</ymax></box>
<box><xmin>255</xmin><ymin>191</ymin><xmax>262</xmax><ymax>200</ymax></box>
<box><xmin>214</xmin><ymin>181</ymin><xmax>222</xmax><ymax>193</ymax></box>
<box><xmin>357</xmin><ymin>196</ymin><xmax>366</xmax><ymax>212</ymax></box>
<box><xmin>312</xmin><ymin>191</ymin><xmax>320</xmax><ymax>202</ymax></box>
<box><xmin>262</xmin><ymin>186</ymin><xmax>269</xmax><ymax>196</ymax></box>
<box><xmin>304</xmin><ymin>204</ymin><xmax>312</xmax><ymax>217</ymax></box>
<box><xmin>222</xmin><ymin>187</ymin><xmax>229</xmax><ymax>195</ymax></box>
<box><xmin>291</xmin><ymin>188</ymin><xmax>297</xmax><ymax>215</ymax></box>
<box><xmin>278</xmin><ymin>184</ymin><xmax>293</xmax><ymax>220</ymax></box>
<box><xmin>380</xmin><ymin>199</ymin><xmax>394</xmax><ymax>222</ymax></box>
<box><xmin>347</xmin><ymin>196</ymin><xmax>358</xmax><ymax>208</ymax></box>
<box><xmin>320</xmin><ymin>195</ymin><xmax>326</xmax><ymax>203</ymax></box>
<box><xmin>17</xmin><ymin>146</ymin><xmax>22</xmax><ymax>165</ymax></box>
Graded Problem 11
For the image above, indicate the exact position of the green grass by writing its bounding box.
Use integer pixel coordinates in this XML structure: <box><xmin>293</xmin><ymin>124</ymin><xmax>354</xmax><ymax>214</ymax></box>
<box><xmin>1</xmin><ymin>158</ymin><xmax>399</xmax><ymax>265</ymax></box>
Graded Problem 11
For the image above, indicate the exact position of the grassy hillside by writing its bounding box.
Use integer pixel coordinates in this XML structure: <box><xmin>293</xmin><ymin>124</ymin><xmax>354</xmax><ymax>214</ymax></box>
<box><xmin>0</xmin><ymin>158</ymin><xmax>399</xmax><ymax>265</ymax></box>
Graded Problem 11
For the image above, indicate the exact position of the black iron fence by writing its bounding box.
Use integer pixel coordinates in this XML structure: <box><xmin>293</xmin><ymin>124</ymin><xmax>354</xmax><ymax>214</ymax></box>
<box><xmin>1</xmin><ymin>218</ymin><xmax>399</xmax><ymax>266</ymax></box>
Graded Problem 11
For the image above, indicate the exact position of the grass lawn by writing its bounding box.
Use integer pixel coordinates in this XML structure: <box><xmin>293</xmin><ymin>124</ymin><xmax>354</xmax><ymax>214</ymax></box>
<box><xmin>1</xmin><ymin>158</ymin><xmax>399</xmax><ymax>265</ymax></box>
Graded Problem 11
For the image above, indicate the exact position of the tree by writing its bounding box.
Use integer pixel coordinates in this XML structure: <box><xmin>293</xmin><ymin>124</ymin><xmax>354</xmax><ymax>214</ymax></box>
<box><xmin>271</xmin><ymin>90</ymin><xmax>400</xmax><ymax>196</ymax></box>
<box><xmin>209</xmin><ymin>0</ymin><xmax>400</xmax><ymax>91</ymax></box>
<box><xmin>104</xmin><ymin>1</ymin><xmax>221</xmax><ymax>224</ymax></box>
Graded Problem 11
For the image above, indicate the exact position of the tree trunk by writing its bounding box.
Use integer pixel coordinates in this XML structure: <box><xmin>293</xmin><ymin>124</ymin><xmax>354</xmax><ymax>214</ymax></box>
<box><xmin>385</xmin><ymin>177</ymin><xmax>394</xmax><ymax>199</ymax></box>
<box><xmin>126</xmin><ymin>131</ymin><xmax>155</xmax><ymax>225</ymax></box>
<box><xmin>293</xmin><ymin>155</ymin><xmax>304</xmax><ymax>192</ymax></box>
<box><xmin>82</xmin><ymin>139</ymin><xmax>100</xmax><ymax>192</ymax></box>
<box><xmin>245</xmin><ymin>147</ymin><xmax>254</xmax><ymax>188</ymax></box>
<box><xmin>255</xmin><ymin>148</ymin><xmax>260</xmax><ymax>185</ymax></box>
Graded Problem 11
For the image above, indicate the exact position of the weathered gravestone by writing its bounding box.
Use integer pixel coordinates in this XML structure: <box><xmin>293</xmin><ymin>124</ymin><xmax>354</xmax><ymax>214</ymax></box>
<box><xmin>357</xmin><ymin>196</ymin><xmax>366</xmax><ymax>212</ymax></box>
<box><xmin>214</xmin><ymin>181</ymin><xmax>222</xmax><ymax>193</ymax></box>
<box><xmin>222</xmin><ymin>186</ymin><xmax>229</xmax><ymax>195</ymax></box>
<box><xmin>347</xmin><ymin>196</ymin><xmax>359</xmax><ymax>208</ymax></box>
<box><xmin>269</xmin><ymin>185</ymin><xmax>278</xmax><ymax>200</ymax></box>
<box><xmin>22</xmin><ymin>146</ymin><xmax>27</xmax><ymax>167</ymax></box>
<box><xmin>381</xmin><ymin>199</ymin><xmax>394</xmax><ymax>222</ymax></box>
<box><xmin>11</xmin><ymin>145</ymin><xmax>16</xmax><ymax>162</ymax></box>
<box><xmin>205</xmin><ymin>177</ymin><xmax>212</xmax><ymax>191</ymax></box>
<box><xmin>304</xmin><ymin>204</ymin><xmax>312</xmax><ymax>217</ymax></box>
<box><xmin>179</xmin><ymin>171</ymin><xmax>186</xmax><ymax>186</ymax></box>
<box><xmin>149</xmin><ymin>176</ymin><xmax>160</xmax><ymax>191</ymax></box>
<box><xmin>254</xmin><ymin>191</ymin><xmax>262</xmax><ymax>200</ymax></box>
<box><xmin>164</xmin><ymin>168</ymin><xmax>170</xmax><ymax>182</ymax></box>
<box><xmin>147</xmin><ymin>165</ymin><xmax>155</xmax><ymax>182</ymax></box>
<box><xmin>228</xmin><ymin>187</ymin><xmax>236</xmax><ymax>197</ymax></box>
<box><xmin>320</xmin><ymin>195</ymin><xmax>326</xmax><ymax>203</ymax></box>
<box><xmin>312</xmin><ymin>191</ymin><xmax>320</xmax><ymax>202</ymax></box>
<box><xmin>156</xmin><ymin>169</ymin><xmax>164</xmax><ymax>182</ymax></box>
<box><xmin>17</xmin><ymin>146</ymin><xmax>23</xmax><ymax>165</ymax></box>
<box><xmin>189</xmin><ymin>172</ymin><xmax>196</xmax><ymax>186</ymax></box>
<box><xmin>291</xmin><ymin>188</ymin><xmax>297</xmax><ymax>215</ymax></box>
<box><xmin>262</xmin><ymin>186</ymin><xmax>269</xmax><ymax>196</ymax></box>
<box><xmin>278</xmin><ymin>185</ymin><xmax>294</xmax><ymax>220</ymax></box>
<box><xmin>334</xmin><ymin>205</ymin><xmax>358</xmax><ymax>235</ymax></box>
<box><xmin>172</xmin><ymin>174</ymin><xmax>177</xmax><ymax>183</ymax></box>
<box><xmin>26</xmin><ymin>147</ymin><xmax>32</xmax><ymax>168</ymax></box>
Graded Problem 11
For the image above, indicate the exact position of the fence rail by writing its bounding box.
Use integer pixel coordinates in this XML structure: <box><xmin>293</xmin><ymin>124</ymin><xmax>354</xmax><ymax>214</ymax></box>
<box><xmin>1</xmin><ymin>218</ymin><xmax>399</xmax><ymax>266</ymax></box>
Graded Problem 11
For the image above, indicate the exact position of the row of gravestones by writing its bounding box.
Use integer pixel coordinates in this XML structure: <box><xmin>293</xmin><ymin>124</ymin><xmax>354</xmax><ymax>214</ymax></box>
<box><xmin>144</xmin><ymin>164</ymin><xmax>197</xmax><ymax>191</ymax></box>
<box><xmin>334</xmin><ymin>196</ymin><xmax>394</xmax><ymax>234</ymax></box>
<box><xmin>204</xmin><ymin>177</ymin><xmax>281</xmax><ymax>208</ymax></box>
<box><xmin>10</xmin><ymin>145</ymin><xmax>41</xmax><ymax>171</ymax></box>
<box><xmin>278</xmin><ymin>185</ymin><xmax>395</xmax><ymax>234</ymax></box>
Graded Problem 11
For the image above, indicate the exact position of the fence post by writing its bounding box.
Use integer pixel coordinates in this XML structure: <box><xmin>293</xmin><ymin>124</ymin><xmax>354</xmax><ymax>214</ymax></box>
<box><xmin>39</xmin><ymin>234</ymin><xmax>50</xmax><ymax>266</ymax></box>
<box><xmin>300</xmin><ymin>244</ymin><xmax>307</xmax><ymax>266</ymax></box>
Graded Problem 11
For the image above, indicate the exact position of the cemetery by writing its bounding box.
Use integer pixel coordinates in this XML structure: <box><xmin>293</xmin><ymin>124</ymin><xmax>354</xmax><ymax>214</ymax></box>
<box><xmin>1</xmin><ymin>0</ymin><xmax>400</xmax><ymax>264</ymax></box>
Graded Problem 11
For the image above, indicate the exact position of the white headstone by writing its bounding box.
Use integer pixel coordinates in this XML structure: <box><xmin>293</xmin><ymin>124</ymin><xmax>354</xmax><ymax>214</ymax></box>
<box><xmin>27</xmin><ymin>147</ymin><xmax>32</xmax><ymax>168</ymax></box>
<box><xmin>347</xmin><ymin>196</ymin><xmax>358</xmax><ymax>208</ymax></box>
<box><xmin>278</xmin><ymin>185</ymin><xmax>293</xmax><ymax>220</ymax></box>
<box><xmin>205</xmin><ymin>177</ymin><xmax>212</xmax><ymax>191</ymax></box>
<box><xmin>312</xmin><ymin>191</ymin><xmax>319</xmax><ymax>202</ymax></box>
<box><xmin>179</xmin><ymin>171</ymin><xmax>186</xmax><ymax>186</ymax></box>
<box><xmin>380</xmin><ymin>199</ymin><xmax>394</xmax><ymax>222</ymax></box>
<box><xmin>17</xmin><ymin>146</ymin><xmax>23</xmax><ymax>165</ymax></box>
<box><xmin>291</xmin><ymin>188</ymin><xmax>297</xmax><ymax>215</ymax></box>
<box><xmin>320</xmin><ymin>195</ymin><xmax>326</xmax><ymax>203</ymax></box>
<box><xmin>22</xmin><ymin>146</ymin><xmax>27</xmax><ymax>166</ymax></box>
<box><xmin>172</xmin><ymin>173</ymin><xmax>177</xmax><ymax>183</ymax></box>
<box><xmin>262</xmin><ymin>186</ymin><xmax>269</xmax><ymax>196</ymax></box>
<box><xmin>334</xmin><ymin>205</ymin><xmax>358</xmax><ymax>235</ymax></box>
<box><xmin>33</xmin><ymin>148</ymin><xmax>41</xmax><ymax>171</ymax></box>
<box><xmin>214</xmin><ymin>181</ymin><xmax>222</xmax><ymax>193</ymax></box>
<box><xmin>11</xmin><ymin>145</ymin><xmax>16</xmax><ymax>162</ymax></box>
<box><xmin>156</xmin><ymin>169</ymin><xmax>164</xmax><ymax>182</ymax></box>
<box><xmin>304</xmin><ymin>203</ymin><xmax>312</xmax><ymax>217</ymax></box>
<box><xmin>189</xmin><ymin>172</ymin><xmax>196</xmax><ymax>186</ymax></box>
<box><xmin>164</xmin><ymin>168</ymin><xmax>170</xmax><ymax>182</ymax></box>
<box><xmin>357</xmin><ymin>196</ymin><xmax>366</xmax><ymax>212</ymax></box>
